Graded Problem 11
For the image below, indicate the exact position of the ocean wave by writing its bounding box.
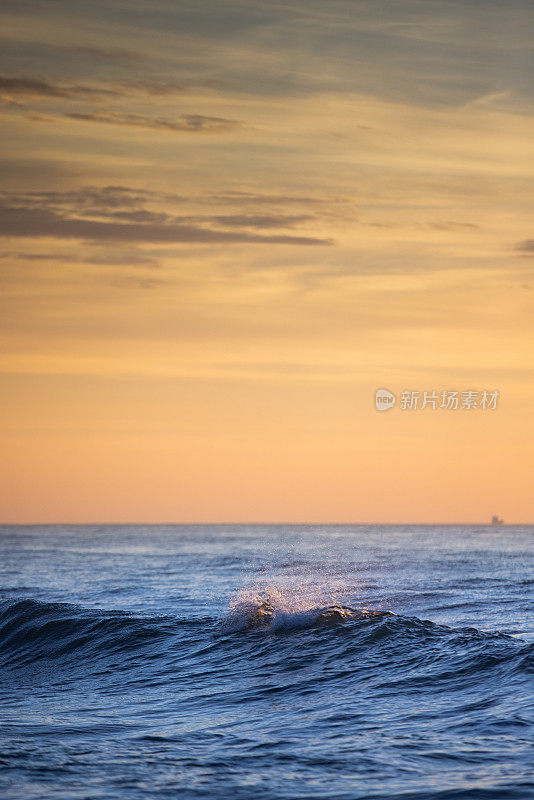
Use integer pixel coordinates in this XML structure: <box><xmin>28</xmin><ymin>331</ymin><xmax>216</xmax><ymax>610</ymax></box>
<box><xmin>221</xmin><ymin>589</ymin><xmax>384</xmax><ymax>632</ymax></box>
<box><xmin>0</xmin><ymin>598</ymin><xmax>178</xmax><ymax>667</ymax></box>
<box><xmin>217</xmin><ymin>589</ymin><xmax>533</xmax><ymax>686</ymax></box>
<box><xmin>0</xmin><ymin>595</ymin><xmax>531</xmax><ymax>687</ymax></box>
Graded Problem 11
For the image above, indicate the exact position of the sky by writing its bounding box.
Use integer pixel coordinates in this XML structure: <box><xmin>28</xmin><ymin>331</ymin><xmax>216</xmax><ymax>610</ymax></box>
<box><xmin>0</xmin><ymin>0</ymin><xmax>533</xmax><ymax>523</ymax></box>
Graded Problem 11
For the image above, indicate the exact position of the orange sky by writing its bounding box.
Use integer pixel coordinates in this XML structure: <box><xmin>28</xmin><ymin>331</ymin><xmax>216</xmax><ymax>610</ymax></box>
<box><xmin>0</xmin><ymin>0</ymin><xmax>533</xmax><ymax>522</ymax></box>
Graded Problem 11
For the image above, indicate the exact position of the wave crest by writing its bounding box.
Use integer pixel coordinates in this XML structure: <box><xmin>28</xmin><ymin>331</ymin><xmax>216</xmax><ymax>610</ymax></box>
<box><xmin>0</xmin><ymin>598</ymin><xmax>172</xmax><ymax>666</ymax></box>
<box><xmin>221</xmin><ymin>587</ymin><xmax>381</xmax><ymax>632</ymax></box>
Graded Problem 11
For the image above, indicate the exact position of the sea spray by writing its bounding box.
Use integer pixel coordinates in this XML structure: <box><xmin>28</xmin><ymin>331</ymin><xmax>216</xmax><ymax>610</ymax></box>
<box><xmin>222</xmin><ymin>585</ymin><xmax>377</xmax><ymax>632</ymax></box>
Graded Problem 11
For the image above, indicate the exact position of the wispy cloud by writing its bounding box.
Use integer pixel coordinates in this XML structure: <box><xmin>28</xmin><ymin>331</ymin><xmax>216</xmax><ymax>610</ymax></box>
<box><xmin>516</xmin><ymin>239</ymin><xmax>534</xmax><ymax>256</ymax></box>
<box><xmin>7</xmin><ymin>186</ymin><xmax>160</xmax><ymax>211</ymax></box>
<box><xmin>0</xmin><ymin>75</ymin><xmax>119</xmax><ymax>101</ymax></box>
<box><xmin>0</xmin><ymin>249</ymin><xmax>162</xmax><ymax>267</ymax></box>
<box><xmin>108</xmin><ymin>276</ymin><xmax>167</xmax><ymax>290</ymax></box>
<box><xmin>0</xmin><ymin>186</ymin><xmax>336</xmax><ymax>242</ymax></box>
<box><xmin>6</xmin><ymin>186</ymin><xmax>336</xmax><ymax>211</ymax></box>
<box><xmin>201</xmin><ymin>214</ymin><xmax>313</xmax><ymax>229</ymax></box>
<box><xmin>119</xmin><ymin>79</ymin><xmax>223</xmax><ymax>95</ymax></box>
<box><xmin>0</xmin><ymin>37</ymin><xmax>147</xmax><ymax>63</ymax></box>
<box><xmin>0</xmin><ymin>202</ymin><xmax>331</xmax><ymax>246</ymax></box>
<box><xmin>65</xmin><ymin>110</ymin><xmax>244</xmax><ymax>133</ymax></box>
<box><xmin>0</xmin><ymin>73</ymin><xmax>220</xmax><ymax>104</ymax></box>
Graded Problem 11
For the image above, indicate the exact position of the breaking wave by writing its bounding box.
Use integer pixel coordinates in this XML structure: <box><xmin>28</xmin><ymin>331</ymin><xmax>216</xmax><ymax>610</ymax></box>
<box><xmin>221</xmin><ymin>587</ymin><xmax>385</xmax><ymax>631</ymax></box>
<box><xmin>1</xmin><ymin>593</ymin><xmax>530</xmax><ymax>686</ymax></box>
<box><xmin>0</xmin><ymin>589</ymin><xmax>532</xmax><ymax>800</ymax></box>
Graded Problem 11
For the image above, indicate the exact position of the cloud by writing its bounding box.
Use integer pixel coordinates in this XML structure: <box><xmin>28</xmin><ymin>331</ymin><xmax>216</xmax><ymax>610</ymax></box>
<box><xmin>0</xmin><ymin>249</ymin><xmax>161</xmax><ymax>267</ymax></box>
<box><xmin>0</xmin><ymin>73</ymin><xmax>221</xmax><ymax>111</ymax></box>
<box><xmin>118</xmin><ymin>79</ymin><xmax>224</xmax><ymax>95</ymax></box>
<box><xmin>516</xmin><ymin>239</ymin><xmax>534</xmax><ymax>256</ymax></box>
<box><xmin>8</xmin><ymin>186</ymin><xmax>160</xmax><ymax>212</ymax></box>
<box><xmin>119</xmin><ymin>79</ymin><xmax>188</xmax><ymax>95</ymax></box>
<box><xmin>204</xmin><ymin>214</ymin><xmax>313</xmax><ymax>229</ymax></box>
<box><xmin>0</xmin><ymin>38</ymin><xmax>146</xmax><ymax>64</ymax></box>
<box><xmin>427</xmin><ymin>221</ymin><xmax>479</xmax><ymax>231</ymax></box>
<box><xmin>0</xmin><ymin>75</ymin><xmax>118</xmax><ymax>100</ymax></box>
<box><xmin>0</xmin><ymin>157</ymin><xmax>77</xmax><ymax>185</ymax></box>
<box><xmin>0</xmin><ymin>186</ymin><xmax>342</xmax><ymax>250</ymax></box>
<box><xmin>207</xmin><ymin>190</ymin><xmax>345</xmax><ymax>206</ymax></box>
<box><xmin>106</xmin><ymin>209</ymin><xmax>170</xmax><ymax>224</ymax></box>
<box><xmin>0</xmin><ymin>186</ymin><xmax>333</xmax><ymax>237</ymax></box>
<box><xmin>65</xmin><ymin>111</ymin><xmax>244</xmax><ymax>133</ymax></box>
<box><xmin>83</xmin><ymin>252</ymin><xmax>161</xmax><ymax>267</ymax></box>
<box><xmin>0</xmin><ymin>202</ymin><xmax>332</xmax><ymax>246</ymax></box>
<box><xmin>103</xmin><ymin>210</ymin><xmax>313</xmax><ymax>229</ymax></box>
<box><xmin>108</xmin><ymin>276</ymin><xmax>167</xmax><ymax>290</ymax></box>
<box><xmin>11</xmin><ymin>186</ymin><xmax>333</xmax><ymax>212</ymax></box>
<box><xmin>0</xmin><ymin>251</ymin><xmax>72</xmax><ymax>262</ymax></box>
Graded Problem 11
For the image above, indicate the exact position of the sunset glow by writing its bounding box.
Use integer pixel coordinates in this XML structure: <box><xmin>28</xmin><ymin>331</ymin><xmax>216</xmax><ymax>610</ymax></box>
<box><xmin>1</xmin><ymin>0</ymin><xmax>532</xmax><ymax>522</ymax></box>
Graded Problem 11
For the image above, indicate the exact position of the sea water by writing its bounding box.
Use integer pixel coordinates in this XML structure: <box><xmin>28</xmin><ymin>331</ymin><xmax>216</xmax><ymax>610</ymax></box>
<box><xmin>0</xmin><ymin>524</ymin><xmax>532</xmax><ymax>799</ymax></box>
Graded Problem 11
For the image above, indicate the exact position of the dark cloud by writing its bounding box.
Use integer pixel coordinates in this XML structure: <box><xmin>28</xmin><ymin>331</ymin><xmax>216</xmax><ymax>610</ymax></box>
<box><xmin>0</xmin><ymin>75</ymin><xmax>119</xmax><ymax>100</ymax></box>
<box><xmin>0</xmin><ymin>37</ymin><xmax>147</xmax><ymax>64</ymax></box>
<box><xmin>109</xmin><ymin>276</ymin><xmax>167</xmax><ymax>290</ymax></box>
<box><xmin>0</xmin><ymin>186</ymin><xmax>340</xmax><ymax>247</ymax></box>
<box><xmin>0</xmin><ymin>202</ymin><xmax>332</xmax><ymax>246</ymax></box>
<box><xmin>2</xmin><ymin>186</ymin><xmax>329</xmax><ymax>224</ymax></box>
<box><xmin>427</xmin><ymin>221</ymin><xmax>479</xmax><ymax>231</ymax></box>
<box><xmin>4</xmin><ymin>186</ymin><xmax>165</xmax><ymax>213</ymax></box>
<box><xmin>93</xmin><ymin>209</ymin><xmax>314</xmax><ymax>229</ymax></box>
<box><xmin>0</xmin><ymin>249</ymin><xmax>161</xmax><ymax>267</ymax></box>
<box><xmin>516</xmin><ymin>239</ymin><xmax>534</xmax><ymax>256</ymax></box>
<box><xmin>205</xmin><ymin>214</ymin><xmax>313</xmax><ymax>229</ymax></box>
<box><xmin>0</xmin><ymin>72</ymin><xmax>225</xmax><ymax>111</ymax></box>
<box><xmin>208</xmin><ymin>191</ymin><xmax>336</xmax><ymax>206</ymax></box>
<box><xmin>1</xmin><ymin>0</ymin><xmax>531</xmax><ymax>112</ymax></box>
<box><xmin>119</xmin><ymin>79</ymin><xmax>188</xmax><ymax>95</ymax></box>
<box><xmin>12</xmin><ymin>185</ymin><xmax>333</xmax><ymax>212</ymax></box>
<box><xmin>66</xmin><ymin>111</ymin><xmax>244</xmax><ymax>133</ymax></box>
<box><xmin>0</xmin><ymin>251</ymin><xmax>72</xmax><ymax>261</ymax></box>
<box><xmin>83</xmin><ymin>253</ymin><xmax>161</xmax><ymax>267</ymax></box>
<box><xmin>105</xmin><ymin>209</ymin><xmax>170</xmax><ymax>224</ymax></box>
<box><xmin>120</xmin><ymin>78</ymin><xmax>226</xmax><ymax>95</ymax></box>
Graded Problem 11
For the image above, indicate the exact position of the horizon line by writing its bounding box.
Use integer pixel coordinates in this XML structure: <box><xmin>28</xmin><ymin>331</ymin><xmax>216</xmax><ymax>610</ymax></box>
<box><xmin>0</xmin><ymin>521</ymin><xmax>530</xmax><ymax>527</ymax></box>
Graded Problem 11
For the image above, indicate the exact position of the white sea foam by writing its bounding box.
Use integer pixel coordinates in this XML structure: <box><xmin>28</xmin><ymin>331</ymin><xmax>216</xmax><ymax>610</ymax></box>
<box><xmin>221</xmin><ymin>586</ymin><xmax>367</xmax><ymax>632</ymax></box>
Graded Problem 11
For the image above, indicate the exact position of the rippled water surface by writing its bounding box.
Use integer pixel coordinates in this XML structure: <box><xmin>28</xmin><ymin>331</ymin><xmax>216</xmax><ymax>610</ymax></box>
<box><xmin>0</xmin><ymin>524</ymin><xmax>532</xmax><ymax>799</ymax></box>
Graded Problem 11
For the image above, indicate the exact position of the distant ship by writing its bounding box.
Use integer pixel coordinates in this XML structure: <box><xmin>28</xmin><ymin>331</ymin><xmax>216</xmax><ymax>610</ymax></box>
<box><xmin>491</xmin><ymin>515</ymin><xmax>504</xmax><ymax>527</ymax></box>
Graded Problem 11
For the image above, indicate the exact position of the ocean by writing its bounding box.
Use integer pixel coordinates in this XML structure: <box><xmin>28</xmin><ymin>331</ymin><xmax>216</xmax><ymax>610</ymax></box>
<box><xmin>0</xmin><ymin>524</ymin><xmax>532</xmax><ymax>800</ymax></box>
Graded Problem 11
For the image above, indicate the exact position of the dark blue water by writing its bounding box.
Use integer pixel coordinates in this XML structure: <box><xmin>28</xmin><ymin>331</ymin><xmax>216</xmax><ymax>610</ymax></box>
<box><xmin>0</xmin><ymin>525</ymin><xmax>532</xmax><ymax>800</ymax></box>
